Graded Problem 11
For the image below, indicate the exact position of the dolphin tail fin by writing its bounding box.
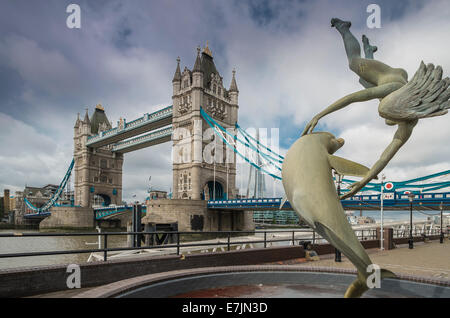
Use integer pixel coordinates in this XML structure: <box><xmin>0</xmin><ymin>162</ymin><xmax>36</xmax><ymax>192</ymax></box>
<box><xmin>344</xmin><ymin>272</ymin><xmax>369</xmax><ymax>298</ymax></box>
<box><xmin>280</xmin><ymin>195</ymin><xmax>288</xmax><ymax>209</ymax></box>
<box><xmin>344</xmin><ymin>268</ymin><xmax>397</xmax><ymax>298</ymax></box>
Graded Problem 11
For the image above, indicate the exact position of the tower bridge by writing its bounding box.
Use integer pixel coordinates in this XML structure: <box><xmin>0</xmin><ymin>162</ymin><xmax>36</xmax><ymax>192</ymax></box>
<box><xmin>20</xmin><ymin>43</ymin><xmax>450</xmax><ymax>231</ymax></box>
<box><xmin>23</xmin><ymin>43</ymin><xmax>247</xmax><ymax>231</ymax></box>
<box><xmin>70</xmin><ymin>43</ymin><xmax>239</xmax><ymax>210</ymax></box>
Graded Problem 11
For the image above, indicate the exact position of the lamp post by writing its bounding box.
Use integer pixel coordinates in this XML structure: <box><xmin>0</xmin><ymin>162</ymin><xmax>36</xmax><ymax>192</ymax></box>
<box><xmin>147</xmin><ymin>176</ymin><xmax>153</xmax><ymax>199</ymax></box>
<box><xmin>380</xmin><ymin>174</ymin><xmax>386</xmax><ymax>250</ymax></box>
<box><xmin>226</xmin><ymin>164</ymin><xmax>229</xmax><ymax>200</ymax></box>
<box><xmin>335</xmin><ymin>171</ymin><xmax>343</xmax><ymax>262</ymax></box>
<box><xmin>440</xmin><ymin>202</ymin><xmax>444</xmax><ymax>244</ymax></box>
<box><xmin>408</xmin><ymin>193</ymin><xmax>414</xmax><ymax>249</ymax></box>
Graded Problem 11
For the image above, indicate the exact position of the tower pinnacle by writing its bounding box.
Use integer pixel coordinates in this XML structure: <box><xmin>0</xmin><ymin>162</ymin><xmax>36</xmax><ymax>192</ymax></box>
<box><xmin>83</xmin><ymin>108</ymin><xmax>90</xmax><ymax>124</ymax></box>
<box><xmin>229</xmin><ymin>68</ymin><xmax>239</xmax><ymax>92</ymax></box>
<box><xmin>172</xmin><ymin>57</ymin><xmax>182</xmax><ymax>82</ymax></box>
<box><xmin>193</xmin><ymin>47</ymin><xmax>202</xmax><ymax>72</ymax></box>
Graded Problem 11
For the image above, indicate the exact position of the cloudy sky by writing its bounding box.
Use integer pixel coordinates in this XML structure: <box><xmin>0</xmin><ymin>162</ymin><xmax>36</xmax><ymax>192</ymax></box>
<box><xmin>0</xmin><ymin>0</ymin><xmax>449</xmax><ymax>202</ymax></box>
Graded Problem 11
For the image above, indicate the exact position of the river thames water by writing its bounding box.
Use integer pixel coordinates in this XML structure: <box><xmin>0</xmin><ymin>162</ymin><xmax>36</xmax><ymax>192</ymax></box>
<box><xmin>0</xmin><ymin>210</ymin><xmax>440</xmax><ymax>271</ymax></box>
<box><xmin>0</xmin><ymin>229</ymin><xmax>129</xmax><ymax>270</ymax></box>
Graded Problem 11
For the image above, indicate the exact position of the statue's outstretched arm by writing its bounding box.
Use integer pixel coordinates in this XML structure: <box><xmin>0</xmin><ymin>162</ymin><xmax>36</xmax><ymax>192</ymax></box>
<box><xmin>340</xmin><ymin>120</ymin><xmax>418</xmax><ymax>199</ymax></box>
<box><xmin>301</xmin><ymin>82</ymin><xmax>403</xmax><ymax>136</ymax></box>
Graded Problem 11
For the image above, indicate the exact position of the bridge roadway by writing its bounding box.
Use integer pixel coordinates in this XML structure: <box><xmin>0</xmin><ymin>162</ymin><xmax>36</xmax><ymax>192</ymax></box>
<box><xmin>23</xmin><ymin>191</ymin><xmax>450</xmax><ymax>220</ymax></box>
<box><xmin>86</xmin><ymin>105</ymin><xmax>173</xmax><ymax>149</ymax></box>
<box><xmin>207</xmin><ymin>192</ymin><xmax>450</xmax><ymax>211</ymax></box>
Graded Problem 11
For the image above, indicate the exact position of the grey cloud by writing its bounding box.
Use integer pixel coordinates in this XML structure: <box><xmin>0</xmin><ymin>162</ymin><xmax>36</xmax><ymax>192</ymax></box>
<box><xmin>0</xmin><ymin>0</ymin><xmax>448</xmax><ymax>199</ymax></box>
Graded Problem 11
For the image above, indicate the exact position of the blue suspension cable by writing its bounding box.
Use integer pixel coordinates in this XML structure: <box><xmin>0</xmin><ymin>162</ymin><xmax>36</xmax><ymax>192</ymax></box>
<box><xmin>205</xmin><ymin>111</ymin><xmax>282</xmax><ymax>169</ymax></box>
<box><xmin>201</xmin><ymin>108</ymin><xmax>282</xmax><ymax>180</ymax></box>
<box><xmin>236</xmin><ymin>123</ymin><xmax>285</xmax><ymax>160</ymax></box>
<box><xmin>238</xmin><ymin>128</ymin><xmax>282</xmax><ymax>171</ymax></box>
<box><xmin>25</xmin><ymin>159</ymin><xmax>75</xmax><ymax>213</ymax></box>
<box><xmin>201</xmin><ymin>108</ymin><xmax>282</xmax><ymax>171</ymax></box>
<box><xmin>235</xmin><ymin>124</ymin><xmax>284</xmax><ymax>164</ymax></box>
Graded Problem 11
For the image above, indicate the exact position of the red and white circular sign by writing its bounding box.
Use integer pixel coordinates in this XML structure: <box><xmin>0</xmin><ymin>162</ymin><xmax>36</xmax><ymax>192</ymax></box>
<box><xmin>403</xmin><ymin>191</ymin><xmax>411</xmax><ymax>195</ymax></box>
<box><xmin>384</xmin><ymin>182</ymin><xmax>394</xmax><ymax>191</ymax></box>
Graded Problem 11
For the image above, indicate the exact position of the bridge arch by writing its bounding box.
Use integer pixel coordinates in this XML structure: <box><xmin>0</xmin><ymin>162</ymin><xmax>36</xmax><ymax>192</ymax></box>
<box><xmin>93</xmin><ymin>193</ymin><xmax>111</xmax><ymax>207</ymax></box>
<box><xmin>203</xmin><ymin>179</ymin><xmax>226</xmax><ymax>200</ymax></box>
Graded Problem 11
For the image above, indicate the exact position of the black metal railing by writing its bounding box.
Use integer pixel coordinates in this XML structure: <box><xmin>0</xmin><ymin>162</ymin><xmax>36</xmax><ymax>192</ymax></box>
<box><xmin>392</xmin><ymin>227</ymin><xmax>444</xmax><ymax>238</ymax></box>
<box><xmin>0</xmin><ymin>228</ymin><xmax>445</xmax><ymax>263</ymax></box>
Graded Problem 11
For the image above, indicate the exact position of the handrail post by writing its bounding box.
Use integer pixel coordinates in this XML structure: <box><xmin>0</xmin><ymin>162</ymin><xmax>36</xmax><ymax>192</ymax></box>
<box><xmin>292</xmin><ymin>231</ymin><xmax>295</xmax><ymax>246</ymax></box>
<box><xmin>227</xmin><ymin>232</ymin><xmax>231</xmax><ymax>251</ymax></box>
<box><xmin>103</xmin><ymin>234</ymin><xmax>108</xmax><ymax>262</ymax></box>
<box><xmin>264</xmin><ymin>232</ymin><xmax>267</xmax><ymax>248</ymax></box>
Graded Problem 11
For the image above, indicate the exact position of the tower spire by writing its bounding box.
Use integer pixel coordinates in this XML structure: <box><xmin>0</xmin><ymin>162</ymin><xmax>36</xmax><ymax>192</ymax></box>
<box><xmin>172</xmin><ymin>57</ymin><xmax>181</xmax><ymax>82</ymax></box>
<box><xmin>193</xmin><ymin>47</ymin><xmax>202</xmax><ymax>72</ymax></box>
<box><xmin>229</xmin><ymin>68</ymin><xmax>239</xmax><ymax>92</ymax></box>
<box><xmin>74</xmin><ymin>112</ymin><xmax>81</xmax><ymax>128</ymax></box>
<box><xmin>83</xmin><ymin>108</ymin><xmax>90</xmax><ymax>122</ymax></box>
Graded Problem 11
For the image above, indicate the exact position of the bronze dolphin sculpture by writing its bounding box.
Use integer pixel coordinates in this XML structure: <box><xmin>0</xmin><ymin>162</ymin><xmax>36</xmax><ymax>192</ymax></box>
<box><xmin>281</xmin><ymin>132</ymin><xmax>396</xmax><ymax>297</ymax></box>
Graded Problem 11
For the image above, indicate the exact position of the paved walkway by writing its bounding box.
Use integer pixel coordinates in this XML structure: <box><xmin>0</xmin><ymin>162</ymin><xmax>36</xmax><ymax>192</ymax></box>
<box><xmin>271</xmin><ymin>239</ymin><xmax>449</xmax><ymax>279</ymax></box>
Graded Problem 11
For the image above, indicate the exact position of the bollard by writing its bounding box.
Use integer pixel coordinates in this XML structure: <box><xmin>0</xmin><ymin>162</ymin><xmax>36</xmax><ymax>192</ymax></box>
<box><xmin>132</xmin><ymin>204</ymin><xmax>142</xmax><ymax>248</ymax></box>
<box><xmin>335</xmin><ymin>248</ymin><xmax>341</xmax><ymax>262</ymax></box>
<box><xmin>103</xmin><ymin>234</ymin><xmax>108</xmax><ymax>262</ymax></box>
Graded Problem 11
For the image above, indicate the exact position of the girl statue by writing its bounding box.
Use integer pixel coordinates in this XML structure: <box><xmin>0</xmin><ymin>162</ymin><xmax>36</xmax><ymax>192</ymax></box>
<box><xmin>302</xmin><ymin>18</ymin><xmax>450</xmax><ymax>199</ymax></box>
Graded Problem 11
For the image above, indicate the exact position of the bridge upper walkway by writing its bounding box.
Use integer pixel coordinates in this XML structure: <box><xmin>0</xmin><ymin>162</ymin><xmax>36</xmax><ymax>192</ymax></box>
<box><xmin>86</xmin><ymin>105</ymin><xmax>173</xmax><ymax>149</ymax></box>
<box><xmin>111</xmin><ymin>126</ymin><xmax>173</xmax><ymax>153</ymax></box>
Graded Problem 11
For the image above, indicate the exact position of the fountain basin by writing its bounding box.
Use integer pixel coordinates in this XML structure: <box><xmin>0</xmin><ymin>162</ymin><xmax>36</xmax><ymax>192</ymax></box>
<box><xmin>75</xmin><ymin>265</ymin><xmax>450</xmax><ymax>298</ymax></box>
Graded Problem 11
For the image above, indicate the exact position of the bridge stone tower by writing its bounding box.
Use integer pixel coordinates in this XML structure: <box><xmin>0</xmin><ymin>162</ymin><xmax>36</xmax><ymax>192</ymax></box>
<box><xmin>73</xmin><ymin>105</ymin><xmax>123</xmax><ymax>207</ymax></box>
<box><xmin>171</xmin><ymin>44</ymin><xmax>239</xmax><ymax>201</ymax></box>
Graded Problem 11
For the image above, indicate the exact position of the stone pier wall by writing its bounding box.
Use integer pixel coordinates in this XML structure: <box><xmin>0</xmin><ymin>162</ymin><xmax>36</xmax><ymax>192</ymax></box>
<box><xmin>143</xmin><ymin>199</ymin><xmax>254</xmax><ymax>232</ymax></box>
<box><xmin>39</xmin><ymin>206</ymin><xmax>94</xmax><ymax>230</ymax></box>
